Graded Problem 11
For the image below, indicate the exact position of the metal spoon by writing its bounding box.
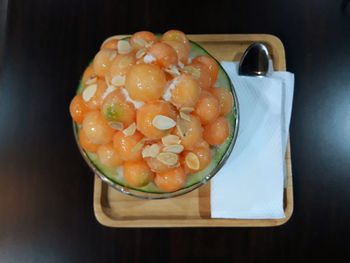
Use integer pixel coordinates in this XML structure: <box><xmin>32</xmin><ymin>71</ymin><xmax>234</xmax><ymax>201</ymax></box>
<box><xmin>238</xmin><ymin>42</ymin><xmax>270</xmax><ymax>77</ymax></box>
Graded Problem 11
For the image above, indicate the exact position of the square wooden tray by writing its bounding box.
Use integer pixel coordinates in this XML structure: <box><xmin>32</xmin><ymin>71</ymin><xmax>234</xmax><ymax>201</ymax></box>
<box><xmin>93</xmin><ymin>34</ymin><xmax>294</xmax><ymax>227</ymax></box>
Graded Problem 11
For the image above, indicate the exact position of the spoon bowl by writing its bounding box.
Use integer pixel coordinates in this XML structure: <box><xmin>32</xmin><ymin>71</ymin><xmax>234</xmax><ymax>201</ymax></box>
<box><xmin>238</xmin><ymin>43</ymin><xmax>270</xmax><ymax>76</ymax></box>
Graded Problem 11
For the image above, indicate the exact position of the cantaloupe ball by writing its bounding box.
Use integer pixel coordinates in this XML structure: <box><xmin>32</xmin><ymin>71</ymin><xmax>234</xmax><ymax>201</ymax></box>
<box><xmin>203</xmin><ymin>117</ymin><xmax>229</xmax><ymax>145</ymax></box>
<box><xmin>154</xmin><ymin>167</ymin><xmax>186</xmax><ymax>192</ymax></box>
<box><xmin>124</xmin><ymin>160</ymin><xmax>155</xmax><ymax>187</ymax></box>
<box><xmin>194</xmin><ymin>91</ymin><xmax>220</xmax><ymax>125</ymax></box>
<box><xmin>97</xmin><ymin>143</ymin><xmax>123</xmax><ymax>168</ymax></box>
<box><xmin>125</xmin><ymin>64</ymin><xmax>166</xmax><ymax>102</ymax></box>
<box><xmin>82</xmin><ymin>111</ymin><xmax>114</xmax><ymax>145</ymax></box>
<box><xmin>170</xmin><ymin>74</ymin><xmax>201</xmax><ymax>107</ymax></box>
<box><xmin>112</xmin><ymin>131</ymin><xmax>144</xmax><ymax>161</ymax></box>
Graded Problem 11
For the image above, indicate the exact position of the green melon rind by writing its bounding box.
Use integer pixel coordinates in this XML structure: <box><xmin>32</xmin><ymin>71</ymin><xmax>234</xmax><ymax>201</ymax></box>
<box><xmin>74</xmin><ymin>40</ymin><xmax>238</xmax><ymax>194</ymax></box>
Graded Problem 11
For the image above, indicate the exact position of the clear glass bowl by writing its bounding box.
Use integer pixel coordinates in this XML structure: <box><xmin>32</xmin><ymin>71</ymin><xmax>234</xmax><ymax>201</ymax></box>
<box><xmin>73</xmin><ymin>40</ymin><xmax>239</xmax><ymax>199</ymax></box>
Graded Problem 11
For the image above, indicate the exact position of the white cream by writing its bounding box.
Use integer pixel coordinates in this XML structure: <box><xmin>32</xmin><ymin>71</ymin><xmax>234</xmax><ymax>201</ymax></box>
<box><xmin>143</xmin><ymin>54</ymin><xmax>156</xmax><ymax>64</ymax></box>
<box><xmin>121</xmin><ymin>88</ymin><xmax>144</xmax><ymax>109</ymax></box>
<box><xmin>162</xmin><ymin>77</ymin><xmax>180</xmax><ymax>101</ymax></box>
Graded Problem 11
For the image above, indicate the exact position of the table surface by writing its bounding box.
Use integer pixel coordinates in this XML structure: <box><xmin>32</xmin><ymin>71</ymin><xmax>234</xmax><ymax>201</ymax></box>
<box><xmin>0</xmin><ymin>0</ymin><xmax>349</xmax><ymax>262</ymax></box>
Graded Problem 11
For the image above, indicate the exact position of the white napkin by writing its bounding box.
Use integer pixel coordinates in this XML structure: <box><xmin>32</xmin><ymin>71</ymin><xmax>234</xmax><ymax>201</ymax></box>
<box><xmin>210</xmin><ymin>62</ymin><xmax>294</xmax><ymax>219</ymax></box>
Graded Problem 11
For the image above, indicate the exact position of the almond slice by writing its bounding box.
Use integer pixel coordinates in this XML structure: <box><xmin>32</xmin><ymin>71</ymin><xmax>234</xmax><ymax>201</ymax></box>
<box><xmin>185</xmin><ymin>152</ymin><xmax>200</xmax><ymax>170</ymax></box>
<box><xmin>182</xmin><ymin>66</ymin><xmax>200</xmax><ymax>79</ymax></box>
<box><xmin>163</xmin><ymin>144</ymin><xmax>184</xmax><ymax>154</ymax></box>
<box><xmin>111</xmin><ymin>75</ymin><xmax>125</xmax><ymax>86</ymax></box>
<box><xmin>156</xmin><ymin>152</ymin><xmax>178</xmax><ymax>167</ymax></box>
<box><xmin>109</xmin><ymin>121</ymin><xmax>124</xmax><ymax>131</ymax></box>
<box><xmin>118</xmin><ymin>40</ymin><xmax>132</xmax><ymax>54</ymax></box>
<box><xmin>176</xmin><ymin>116</ymin><xmax>185</xmax><ymax>138</ymax></box>
<box><xmin>122</xmin><ymin>122</ymin><xmax>136</xmax><ymax>136</ymax></box>
<box><xmin>134</xmin><ymin>38</ymin><xmax>147</xmax><ymax>47</ymax></box>
<box><xmin>180</xmin><ymin>107</ymin><xmax>194</xmax><ymax>113</ymax></box>
<box><xmin>164</xmin><ymin>65</ymin><xmax>180</xmax><ymax>76</ymax></box>
<box><xmin>152</xmin><ymin>115</ymin><xmax>176</xmax><ymax>130</ymax></box>
<box><xmin>161</xmin><ymin>135</ymin><xmax>180</xmax><ymax>146</ymax></box>
<box><xmin>85</xmin><ymin>76</ymin><xmax>97</xmax><ymax>86</ymax></box>
<box><xmin>135</xmin><ymin>48</ymin><xmax>146</xmax><ymax>59</ymax></box>
<box><xmin>179</xmin><ymin>111</ymin><xmax>191</xmax><ymax>122</ymax></box>
<box><xmin>82</xmin><ymin>84</ymin><xmax>97</xmax><ymax>102</ymax></box>
<box><xmin>142</xmin><ymin>144</ymin><xmax>160</xmax><ymax>158</ymax></box>
<box><xmin>109</xmin><ymin>51</ymin><xmax>117</xmax><ymax>61</ymax></box>
<box><xmin>131</xmin><ymin>138</ymin><xmax>145</xmax><ymax>153</ymax></box>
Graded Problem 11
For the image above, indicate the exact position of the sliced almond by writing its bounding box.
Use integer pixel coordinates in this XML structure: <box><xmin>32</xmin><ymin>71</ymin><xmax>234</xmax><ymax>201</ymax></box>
<box><xmin>161</xmin><ymin>135</ymin><xmax>181</xmax><ymax>146</ymax></box>
<box><xmin>118</xmin><ymin>40</ymin><xmax>132</xmax><ymax>54</ymax></box>
<box><xmin>82</xmin><ymin>84</ymin><xmax>97</xmax><ymax>102</ymax></box>
<box><xmin>109</xmin><ymin>51</ymin><xmax>117</xmax><ymax>61</ymax></box>
<box><xmin>131</xmin><ymin>138</ymin><xmax>145</xmax><ymax>153</ymax></box>
<box><xmin>122</xmin><ymin>122</ymin><xmax>136</xmax><ymax>136</ymax></box>
<box><xmin>180</xmin><ymin>107</ymin><xmax>194</xmax><ymax>113</ymax></box>
<box><xmin>85</xmin><ymin>76</ymin><xmax>97</xmax><ymax>86</ymax></box>
<box><xmin>163</xmin><ymin>144</ymin><xmax>184</xmax><ymax>154</ymax></box>
<box><xmin>134</xmin><ymin>38</ymin><xmax>147</xmax><ymax>47</ymax></box>
<box><xmin>176</xmin><ymin>117</ymin><xmax>185</xmax><ymax>138</ymax></box>
<box><xmin>185</xmin><ymin>152</ymin><xmax>200</xmax><ymax>170</ymax></box>
<box><xmin>152</xmin><ymin>115</ymin><xmax>176</xmax><ymax>130</ymax></box>
<box><xmin>182</xmin><ymin>66</ymin><xmax>200</xmax><ymax>79</ymax></box>
<box><xmin>135</xmin><ymin>48</ymin><xmax>146</xmax><ymax>59</ymax></box>
<box><xmin>109</xmin><ymin>121</ymin><xmax>124</xmax><ymax>131</ymax></box>
<box><xmin>156</xmin><ymin>152</ymin><xmax>178</xmax><ymax>167</ymax></box>
<box><xmin>142</xmin><ymin>144</ymin><xmax>160</xmax><ymax>158</ymax></box>
<box><xmin>111</xmin><ymin>75</ymin><xmax>125</xmax><ymax>86</ymax></box>
<box><xmin>164</xmin><ymin>65</ymin><xmax>180</xmax><ymax>76</ymax></box>
<box><xmin>180</xmin><ymin>111</ymin><xmax>191</xmax><ymax>122</ymax></box>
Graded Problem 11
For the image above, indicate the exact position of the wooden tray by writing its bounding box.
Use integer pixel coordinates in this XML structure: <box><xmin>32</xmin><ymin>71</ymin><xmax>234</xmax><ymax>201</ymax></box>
<box><xmin>93</xmin><ymin>34</ymin><xmax>293</xmax><ymax>227</ymax></box>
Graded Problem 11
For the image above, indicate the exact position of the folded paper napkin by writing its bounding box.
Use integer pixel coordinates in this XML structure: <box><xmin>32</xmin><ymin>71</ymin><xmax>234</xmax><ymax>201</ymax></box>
<box><xmin>210</xmin><ymin>62</ymin><xmax>294</xmax><ymax>219</ymax></box>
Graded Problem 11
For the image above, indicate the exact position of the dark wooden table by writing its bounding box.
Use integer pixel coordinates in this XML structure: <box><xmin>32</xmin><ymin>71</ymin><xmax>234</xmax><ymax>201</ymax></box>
<box><xmin>1</xmin><ymin>0</ymin><xmax>350</xmax><ymax>262</ymax></box>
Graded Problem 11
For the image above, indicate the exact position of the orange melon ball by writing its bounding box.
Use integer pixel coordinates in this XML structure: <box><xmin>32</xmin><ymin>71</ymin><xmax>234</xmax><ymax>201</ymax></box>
<box><xmin>162</xmin><ymin>30</ymin><xmax>190</xmax><ymax>53</ymax></box>
<box><xmin>101</xmin><ymin>38</ymin><xmax>118</xmax><ymax>50</ymax></box>
<box><xmin>162</xmin><ymin>40</ymin><xmax>189</xmax><ymax>65</ymax></box>
<box><xmin>192</xmin><ymin>55</ymin><xmax>219</xmax><ymax>85</ymax></box>
<box><xmin>125</xmin><ymin>64</ymin><xmax>166</xmax><ymax>102</ymax></box>
<box><xmin>148</xmin><ymin>42</ymin><xmax>178</xmax><ymax>68</ymax></box>
<box><xmin>194</xmin><ymin>91</ymin><xmax>220</xmax><ymax>125</ymax></box>
<box><xmin>85</xmin><ymin>79</ymin><xmax>107</xmax><ymax>110</ymax></box>
<box><xmin>102</xmin><ymin>89</ymin><xmax>136</xmax><ymax>126</ymax></box>
<box><xmin>175</xmin><ymin>115</ymin><xmax>203</xmax><ymax>150</ymax></box>
<box><xmin>70</xmin><ymin>95</ymin><xmax>89</xmax><ymax>124</ymax></box>
<box><xmin>130</xmin><ymin>31</ymin><xmax>157</xmax><ymax>50</ymax></box>
<box><xmin>170</xmin><ymin>74</ymin><xmax>201</xmax><ymax>107</ymax></box>
<box><xmin>210</xmin><ymin>87</ymin><xmax>234</xmax><ymax>116</ymax></box>
<box><xmin>124</xmin><ymin>160</ymin><xmax>155</xmax><ymax>187</ymax></box>
<box><xmin>145</xmin><ymin>157</ymin><xmax>173</xmax><ymax>173</ymax></box>
<box><xmin>93</xmin><ymin>48</ymin><xmax>117</xmax><ymax>77</ymax></box>
<box><xmin>78</xmin><ymin>129</ymin><xmax>98</xmax><ymax>153</ymax></box>
<box><xmin>112</xmin><ymin>131</ymin><xmax>144</xmax><ymax>161</ymax></box>
<box><xmin>155</xmin><ymin>167</ymin><xmax>186</xmax><ymax>192</ymax></box>
<box><xmin>192</xmin><ymin>146</ymin><xmax>212</xmax><ymax>171</ymax></box>
<box><xmin>184</xmin><ymin>63</ymin><xmax>211</xmax><ymax>90</ymax></box>
<box><xmin>203</xmin><ymin>117</ymin><xmax>230</xmax><ymax>145</ymax></box>
<box><xmin>107</xmin><ymin>54</ymin><xmax>136</xmax><ymax>85</ymax></box>
<box><xmin>97</xmin><ymin>143</ymin><xmax>123</xmax><ymax>168</ymax></box>
<box><xmin>82</xmin><ymin>65</ymin><xmax>96</xmax><ymax>85</ymax></box>
<box><xmin>82</xmin><ymin>111</ymin><xmax>114</xmax><ymax>145</ymax></box>
<box><xmin>136</xmin><ymin>101</ymin><xmax>177</xmax><ymax>139</ymax></box>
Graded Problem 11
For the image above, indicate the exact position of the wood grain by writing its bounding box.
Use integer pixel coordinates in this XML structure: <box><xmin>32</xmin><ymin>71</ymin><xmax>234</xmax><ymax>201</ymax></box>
<box><xmin>93</xmin><ymin>34</ymin><xmax>293</xmax><ymax>228</ymax></box>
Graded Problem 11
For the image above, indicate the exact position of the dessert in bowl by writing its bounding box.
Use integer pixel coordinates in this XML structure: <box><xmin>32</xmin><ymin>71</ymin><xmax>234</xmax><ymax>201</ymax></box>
<box><xmin>70</xmin><ymin>30</ymin><xmax>239</xmax><ymax>199</ymax></box>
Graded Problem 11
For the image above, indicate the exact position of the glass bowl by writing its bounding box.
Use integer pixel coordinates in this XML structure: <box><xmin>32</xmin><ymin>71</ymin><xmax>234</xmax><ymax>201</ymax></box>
<box><xmin>73</xmin><ymin>40</ymin><xmax>239</xmax><ymax>199</ymax></box>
